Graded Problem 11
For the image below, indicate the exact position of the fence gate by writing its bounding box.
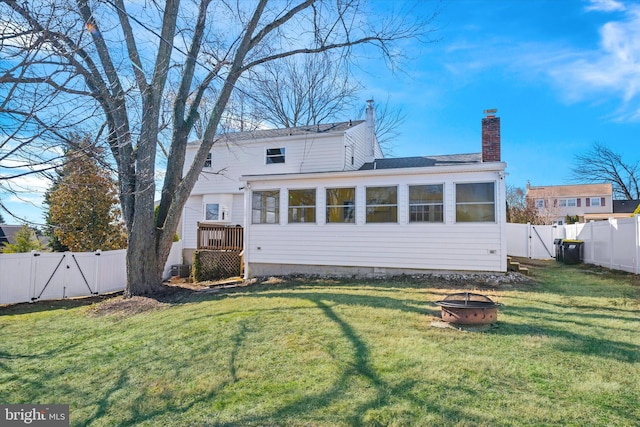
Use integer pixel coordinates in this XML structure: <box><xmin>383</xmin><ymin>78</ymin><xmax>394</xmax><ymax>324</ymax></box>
<box><xmin>32</xmin><ymin>252</ymin><xmax>98</xmax><ymax>301</ymax></box>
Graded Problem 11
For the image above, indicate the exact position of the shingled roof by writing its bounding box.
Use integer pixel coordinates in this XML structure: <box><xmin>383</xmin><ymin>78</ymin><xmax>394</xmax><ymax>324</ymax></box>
<box><xmin>526</xmin><ymin>183</ymin><xmax>612</xmax><ymax>198</ymax></box>
<box><xmin>191</xmin><ymin>120</ymin><xmax>364</xmax><ymax>145</ymax></box>
<box><xmin>359</xmin><ymin>153</ymin><xmax>482</xmax><ymax>170</ymax></box>
<box><xmin>0</xmin><ymin>224</ymin><xmax>22</xmax><ymax>246</ymax></box>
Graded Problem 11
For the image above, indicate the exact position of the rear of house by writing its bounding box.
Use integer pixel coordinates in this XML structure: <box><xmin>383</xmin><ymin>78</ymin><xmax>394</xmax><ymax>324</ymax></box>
<box><xmin>242</xmin><ymin>157</ymin><xmax>507</xmax><ymax>277</ymax></box>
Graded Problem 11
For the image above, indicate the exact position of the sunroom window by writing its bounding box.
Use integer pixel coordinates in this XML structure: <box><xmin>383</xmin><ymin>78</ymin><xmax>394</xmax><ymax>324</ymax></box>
<box><xmin>252</xmin><ymin>190</ymin><xmax>280</xmax><ymax>224</ymax></box>
<box><xmin>409</xmin><ymin>184</ymin><xmax>444</xmax><ymax>222</ymax></box>
<box><xmin>455</xmin><ymin>182</ymin><xmax>495</xmax><ymax>222</ymax></box>
<box><xmin>288</xmin><ymin>189</ymin><xmax>316</xmax><ymax>223</ymax></box>
<box><xmin>326</xmin><ymin>188</ymin><xmax>355</xmax><ymax>223</ymax></box>
<box><xmin>366</xmin><ymin>186</ymin><xmax>398</xmax><ymax>223</ymax></box>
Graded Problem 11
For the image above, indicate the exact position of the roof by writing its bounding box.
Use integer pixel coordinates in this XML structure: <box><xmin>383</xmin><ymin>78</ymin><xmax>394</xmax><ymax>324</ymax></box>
<box><xmin>190</xmin><ymin>120</ymin><xmax>364</xmax><ymax>145</ymax></box>
<box><xmin>359</xmin><ymin>153</ymin><xmax>482</xmax><ymax>170</ymax></box>
<box><xmin>613</xmin><ymin>199</ymin><xmax>640</xmax><ymax>213</ymax></box>
<box><xmin>0</xmin><ymin>224</ymin><xmax>22</xmax><ymax>246</ymax></box>
<box><xmin>526</xmin><ymin>183</ymin><xmax>612</xmax><ymax>198</ymax></box>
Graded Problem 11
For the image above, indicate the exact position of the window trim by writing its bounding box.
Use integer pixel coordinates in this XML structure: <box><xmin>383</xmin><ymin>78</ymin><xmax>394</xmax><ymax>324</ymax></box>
<box><xmin>408</xmin><ymin>184</ymin><xmax>444</xmax><ymax>223</ymax></box>
<box><xmin>203</xmin><ymin>152</ymin><xmax>212</xmax><ymax>168</ymax></box>
<box><xmin>455</xmin><ymin>182</ymin><xmax>496</xmax><ymax>223</ymax></box>
<box><xmin>204</xmin><ymin>203</ymin><xmax>219</xmax><ymax>221</ymax></box>
<box><xmin>287</xmin><ymin>188</ymin><xmax>317</xmax><ymax>224</ymax></box>
<box><xmin>252</xmin><ymin>190</ymin><xmax>280</xmax><ymax>224</ymax></box>
<box><xmin>326</xmin><ymin>187</ymin><xmax>356</xmax><ymax>224</ymax></box>
<box><xmin>365</xmin><ymin>185</ymin><xmax>398</xmax><ymax>224</ymax></box>
<box><xmin>266</xmin><ymin>147</ymin><xmax>285</xmax><ymax>164</ymax></box>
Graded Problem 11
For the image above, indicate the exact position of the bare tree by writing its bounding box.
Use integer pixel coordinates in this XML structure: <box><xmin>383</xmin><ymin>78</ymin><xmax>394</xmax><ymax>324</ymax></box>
<box><xmin>359</xmin><ymin>96</ymin><xmax>406</xmax><ymax>155</ymax></box>
<box><xmin>506</xmin><ymin>185</ymin><xmax>544</xmax><ymax>224</ymax></box>
<box><xmin>0</xmin><ymin>0</ymin><xmax>435</xmax><ymax>296</ymax></box>
<box><xmin>572</xmin><ymin>142</ymin><xmax>640</xmax><ymax>200</ymax></box>
<box><xmin>248</xmin><ymin>52</ymin><xmax>360</xmax><ymax>127</ymax></box>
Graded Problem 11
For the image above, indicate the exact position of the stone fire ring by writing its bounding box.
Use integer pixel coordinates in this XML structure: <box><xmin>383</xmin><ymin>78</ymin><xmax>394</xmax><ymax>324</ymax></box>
<box><xmin>434</xmin><ymin>292</ymin><xmax>500</xmax><ymax>325</ymax></box>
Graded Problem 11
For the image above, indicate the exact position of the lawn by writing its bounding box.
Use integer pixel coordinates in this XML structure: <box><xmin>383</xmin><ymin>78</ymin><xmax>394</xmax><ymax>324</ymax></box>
<box><xmin>1</xmin><ymin>260</ymin><xmax>638</xmax><ymax>426</ymax></box>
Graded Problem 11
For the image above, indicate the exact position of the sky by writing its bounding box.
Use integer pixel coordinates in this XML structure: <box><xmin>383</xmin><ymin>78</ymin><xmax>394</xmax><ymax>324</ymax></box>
<box><xmin>2</xmin><ymin>0</ymin><xmax>640</xmax><ymax>224</ymax></box>
<box><xmin>362</xmin><ymin>0</ymin><xmax>640</xmax><ymax>191</ymax></box>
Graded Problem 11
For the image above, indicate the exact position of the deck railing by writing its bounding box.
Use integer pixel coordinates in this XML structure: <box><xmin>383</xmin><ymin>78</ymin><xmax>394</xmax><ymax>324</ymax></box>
<box><xmin>197</xmin><ymin>223</ymin><xmax>243</xmax><ymax>250</ymax></box>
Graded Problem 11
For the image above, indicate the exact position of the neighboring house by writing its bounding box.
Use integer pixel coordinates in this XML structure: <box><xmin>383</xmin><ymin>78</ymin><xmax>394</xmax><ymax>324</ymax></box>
<box><xmin>183</xmin><ymin>105</ymin><xmax>507</xmax><ymax>276</ymax></box>
<box><xmin>0</xmin><ymin>224</ymin><xmax>21</xmax><ymax>247</ymax></box>
<box><xmin>525</xmin><ymin>183</ymin><xmax>613</xmax><ymax>224</ymax></box>
<box><xmin>613</xmin><ymin>199</ymin><xmax>640</xmax><ymax>217</ymax></box>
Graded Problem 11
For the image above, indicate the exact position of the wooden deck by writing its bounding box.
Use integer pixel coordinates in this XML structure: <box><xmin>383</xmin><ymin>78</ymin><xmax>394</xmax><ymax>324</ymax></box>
<box><xmin>197</xmin><ymin>223</ymin><xmax>243</xmax><ymax>250</ymax></box>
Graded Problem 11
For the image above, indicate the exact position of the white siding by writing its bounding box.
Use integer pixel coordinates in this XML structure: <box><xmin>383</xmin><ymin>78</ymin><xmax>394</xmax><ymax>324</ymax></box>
<box><xmin>186</xmin><ymin>131</ymin><xmax>350</xmax><ymax>196</ymax></box>
<box><xmin>244</xmin><ymin>165</ymin><xmax>507</xmax><ymax>275</ymax></box>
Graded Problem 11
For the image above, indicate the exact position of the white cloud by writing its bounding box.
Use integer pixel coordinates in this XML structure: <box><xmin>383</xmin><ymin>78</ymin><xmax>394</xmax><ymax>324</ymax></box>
<box><xmin>544</xmin><ymin>5</ymin><xmax>640</xmax><ymax>120</ymax></box>
<box><xmin>585</xmin><ymin>0</ymin><xmax>626</xmax><ymax>13</ymax></box>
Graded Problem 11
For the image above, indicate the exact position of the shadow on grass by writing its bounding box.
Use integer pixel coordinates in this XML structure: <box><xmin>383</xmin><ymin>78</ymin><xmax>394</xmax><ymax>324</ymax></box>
<box><xmin>493</xmin><ymin>306</ymin><xmax>639</xmax><ymax>363</ymax></box>
<box><xmin>203</xmin><ymin>294</ymin><xmax>484</xmax><ymax>427</ymax></box>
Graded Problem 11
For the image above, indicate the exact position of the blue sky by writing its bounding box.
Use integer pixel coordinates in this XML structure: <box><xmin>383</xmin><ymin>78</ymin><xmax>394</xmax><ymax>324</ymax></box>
<box><xmin>363</xmin><ymin>0</ymin><xmax>640</xmax><ymax>191</ymax></box>
<box><xmin>2</xmin><ymin>0</ymin><xmax>640</xmax><ymax>224</ymax></box>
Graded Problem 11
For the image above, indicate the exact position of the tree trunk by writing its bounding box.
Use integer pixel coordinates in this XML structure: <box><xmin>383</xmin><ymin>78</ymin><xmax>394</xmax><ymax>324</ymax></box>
<box><xmin>125</xmin><ymin>230</ymin><xmax>165</xmax><ymax>297</ymax></box>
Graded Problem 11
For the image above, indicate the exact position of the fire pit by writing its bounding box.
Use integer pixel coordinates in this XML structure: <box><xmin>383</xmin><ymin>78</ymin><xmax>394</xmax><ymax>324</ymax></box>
<box><xmin>434</xmin><ymin>292</ymin><xmax>500</xmax><ymax>325</ymax></box>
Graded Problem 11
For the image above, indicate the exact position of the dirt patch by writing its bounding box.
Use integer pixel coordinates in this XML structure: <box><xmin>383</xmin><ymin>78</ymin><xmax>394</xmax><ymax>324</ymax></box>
<box><xmin>85</xmin><ymin>296</ymin><xmax>168</xmax><ymax>318</ymax></box>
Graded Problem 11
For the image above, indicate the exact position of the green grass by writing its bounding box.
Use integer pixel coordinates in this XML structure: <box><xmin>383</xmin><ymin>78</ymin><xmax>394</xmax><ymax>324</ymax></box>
<box><xmin>1</xmin><ymin>260</ymin><xmax>639</xmax><ymax>426</ymax></box>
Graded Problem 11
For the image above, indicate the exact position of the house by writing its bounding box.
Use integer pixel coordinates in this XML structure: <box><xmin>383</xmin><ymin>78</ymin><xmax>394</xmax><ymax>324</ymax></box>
<box><xmin>0</xmin><ymin>224</ymin><xmax>22</xmax><ymax>247</ymax></box>
<box><xmin>613</xmin><ymin>199</ymin><xmax>640</xmax><ymax>217</ymax></box>
<box><xmin>183</xmin><ymin>105</ymin><xmax>507</xmax><ymax>276</ymax></box>
<box><xmin>525</xmin><ymin>183</ymin><xmax>613</xmax><ymax>224</ymax></box>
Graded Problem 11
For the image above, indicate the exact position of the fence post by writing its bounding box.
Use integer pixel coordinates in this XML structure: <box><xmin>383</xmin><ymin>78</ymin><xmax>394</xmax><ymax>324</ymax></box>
<box><xmin>633</xmin><ymin>215</ymin><xmax>640</xmax><ymax>274</ymax></box>
<box><xmin>29</xmin><ymin>251</ymin><xmax>39</xmax><ymax>302</ymax></box>
<box><xmin>94</xmin><ymin>250</ymin><xmax>102</xmax><ymax>294</ymax></box>
<box><xmin>526</xmin><ymin>222</ymin><xmax>531</xmax><ymax>259</ymax></box>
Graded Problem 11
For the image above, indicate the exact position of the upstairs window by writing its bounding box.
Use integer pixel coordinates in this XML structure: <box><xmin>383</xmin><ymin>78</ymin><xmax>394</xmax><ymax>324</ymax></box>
<box><xmin>266</xmin><ymin>148</ymin><xmax>285</xmax><ymax>164</ymax></box>
<box><xmin>366</xmin><ymin>186</ymin><xmax>398</xmax><ymax>223</ymax></box>
<box><xmin>203</xmin><ymin>152</ymin><xmax>212</xmax><ymax>168</ymax></box>
<box><xmin>326</xmin><ymin>188</ymin><xmax>355</xmax><ymax>223</ymax></box>
<box><xmin>455</xmin><ymin>182</ymin><xmax>495</xmax><ymax>222</ymax></box>
<box><xmin>559</xmin><ymin>198</ymin><xmax>577</xmax><ymax>207</ymax></box>
<box><xmin>589</xmin><ymin>197</ymin><xmax>601</xmax><ymax>207</ymax></box>
<box><xmin>409</xmin><ymin>184</ymin><xmax>444</xmax><ymax>222</ymax></box>
<box><xmin>288</xmin><ymin>189</ymin><xmax>316</xmax><ymax>223</ymax></box>
<box><xmin>535</xmin><ymin>199</ymin><xmax>544</xmax><ymax>209</ymax></box>
<box><xmin>252</xmin><ymin>190</ymin><xmax>280</xmax><ymax>224</ymax></box>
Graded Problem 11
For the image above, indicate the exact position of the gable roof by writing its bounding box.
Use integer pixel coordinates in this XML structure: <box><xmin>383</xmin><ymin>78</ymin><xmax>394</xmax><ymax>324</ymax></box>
<box><xmin>359</xmin><ymin>153</ymin><xmax>482</xmax><ymax>170</ymax></box>
<box><xmin>526</xmin><ymin>183</ymin><xmax>612</xmax><ymax>198</ymax></box>
<box><xmin>0</xmin><ymin>224</ymin><xmax>22</xmax><ymax>246</ymax></box>
<box><xmin>613</xmin><ymin>199</ymin><xmax>640</xmax><ymax>213</ymax></box>
<box><xmin>190</xmin><ymin>120</ymin><xmax>364</xmax><ymax>145</ymax></box>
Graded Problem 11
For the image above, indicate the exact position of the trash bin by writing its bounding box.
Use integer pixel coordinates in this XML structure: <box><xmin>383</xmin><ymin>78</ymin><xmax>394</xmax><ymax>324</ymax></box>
<box><xmin>562</xmin><ymin>240</ymin><xmax>583</xmax><ymax>265</ymax></box>
<box><xmin>553</xmin><ymin>239</ymin><xmax>564</xmax><ymax>262</ymax></box>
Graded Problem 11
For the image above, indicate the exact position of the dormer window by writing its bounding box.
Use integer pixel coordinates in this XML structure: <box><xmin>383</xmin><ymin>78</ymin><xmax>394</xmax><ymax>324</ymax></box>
<box><xmin>266</xmin><ymin>148</ymin><xmax>285</xmax><ymax>164</ymax></box>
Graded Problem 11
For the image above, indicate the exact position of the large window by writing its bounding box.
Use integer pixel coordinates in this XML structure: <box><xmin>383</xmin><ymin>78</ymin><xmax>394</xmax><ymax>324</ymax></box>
<box><xmin>288</xmin><ymin>189</ymin><xmax>316</xmax><ymax>223</ymax></box>
<box><xmin>266</xmin><ymin>148</ymin><xmax>285</xmax><ymax>164</ymax></box>
<box><xmin>252</xmin><ymin>190</ymin><xmax>280</xmax><ymax>224</ymax></box>
<box><xmin>366</xmin><ymin>186</ymin><xmax>398</xmax><ymax>223</ymax></box>
<box><xmin>409</xmin><ymin>184</ymin><xmax>444</xmax><ymax>222</ymax></box>
<box><xmin>589</xmin><ymin>197</ymin><xmax>601</xmax><ymax>207</ymax></box>
<box><xmin>456</xmin><ymin>182</ymin><xmax>495</xmax><ymax>222</ymax></box>
<box><xmin>326</xmin><ymin>188</ymin><xmax>355</xmax><ymax>223</ymax></box>
<box><xmin>559</xmin><ymin>198</ymin><xmax>577</xmax><ymax>207</ymax></box>
<box><xmin>205</xmin><ymin>203</ymin><xmax>219</xmax><ymax>221</ymax></box>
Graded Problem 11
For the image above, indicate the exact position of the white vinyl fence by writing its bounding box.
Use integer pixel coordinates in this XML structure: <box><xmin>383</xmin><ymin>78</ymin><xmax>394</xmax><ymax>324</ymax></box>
<box><xmin>0</xmin><ymin>241</ymin><xmax>183</xmax><ymax>305</ymax></box>
<box><xmin>507</xmin><ymin>216</ymin><xmax>640</xmax><ymax>274</ymax></box>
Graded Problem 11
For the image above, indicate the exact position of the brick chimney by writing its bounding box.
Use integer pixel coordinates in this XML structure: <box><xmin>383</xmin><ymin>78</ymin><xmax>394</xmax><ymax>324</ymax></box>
<box><xmin>482</xmin><ymin>109</ymin><xmax>500</xmax><ymax>162</ymax></box>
